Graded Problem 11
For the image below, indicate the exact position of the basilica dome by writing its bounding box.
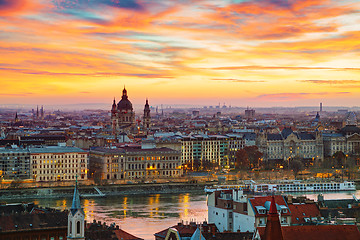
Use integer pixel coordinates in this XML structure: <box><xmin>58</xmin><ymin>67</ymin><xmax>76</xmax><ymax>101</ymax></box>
<box><xmin>117</xmin><ymin>87</ymin><xmax>133</xmax><ymax>111</ymax></box>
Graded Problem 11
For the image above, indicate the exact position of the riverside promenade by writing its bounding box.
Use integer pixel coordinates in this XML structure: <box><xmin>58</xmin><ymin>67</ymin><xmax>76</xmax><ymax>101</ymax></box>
<box><xmin>0</xmin><ymin>181</ymin><xmax>209</xmax><ymax>201</ymax></box>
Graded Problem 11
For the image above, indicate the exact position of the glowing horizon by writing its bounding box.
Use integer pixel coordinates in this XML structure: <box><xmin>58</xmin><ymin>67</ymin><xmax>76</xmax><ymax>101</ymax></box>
<box><xmin>1</xmin><ymin>0</ymin><xmax>360</xmax><ymax>107</ymax></box>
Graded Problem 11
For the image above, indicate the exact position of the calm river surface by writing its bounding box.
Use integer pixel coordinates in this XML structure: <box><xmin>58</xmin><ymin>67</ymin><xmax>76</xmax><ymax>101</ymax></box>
<box><xmin>6</xmin><ymin>190</ymin><xmax>360</xmax><ymax>240</ymax></box>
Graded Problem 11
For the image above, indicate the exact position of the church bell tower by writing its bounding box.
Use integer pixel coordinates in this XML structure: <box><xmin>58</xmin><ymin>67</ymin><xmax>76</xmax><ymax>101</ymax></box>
<box><xmin>68</xmin><ymin>178</ymin><xmax>85</xmax><ymax>240</ymax></box>
<box><xmin>143</xmin><ymin>99</ymin><xmax>151</xmax><ymax>132</ymax></box>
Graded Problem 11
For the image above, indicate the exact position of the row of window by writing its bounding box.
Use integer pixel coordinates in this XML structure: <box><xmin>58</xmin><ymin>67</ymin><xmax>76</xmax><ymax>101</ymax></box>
<box><xmin>33</xmin><ymin>164</ymin><xmax>86</xmax><ymax>169</ymax></box>
<box><xmin>33</xmin><ymin>169</ymin><xmax>85</xmax><ymax>175</ymax></box>
<box><xmin>32</xmin><ymin>154</ymin><xmax>86</xmax><ymax>159</ymax></box>
<box><xmin>33</xmin><ymin>159</ymin><xmax>86</xmax><ymax>164</ymax></box>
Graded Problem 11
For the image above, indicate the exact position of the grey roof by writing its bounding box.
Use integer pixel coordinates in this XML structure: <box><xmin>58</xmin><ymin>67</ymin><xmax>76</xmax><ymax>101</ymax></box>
<box><xmin>267</xmin><ymin>134</ymin><xmax>283</xmax><ymax>141</ymax></box>
<box><xmin>28</xmin><ymin>146</ymin><xmax>86</xmax><ymax>153</ymax></box>
<box><xmin>91</xmin><ymin>147</ymin><xmax>179</xmax><ymax>154</ymax></box>
<box><xmin>281</xmin><ymin>128</ymin><xmax>293</xmax><ymax>138</ymax></box>
<box><xmin>298</xmin><ymin>132</ymin><xmax>315</xmax><ymax>140</ymax></box>
<box><xmin>340</xmin><ymin>125</ymin><xmax>360</xmax><ymax>134</ymax></box>
<box><xmin>0</xmin><ymin>147</ymin><xmax>29</xmax><ymax>153</ymax></box>
<box><xmin>243</xmin><ymin>132</ymin><xmax>256</xmax><ymax>140</ymax></box>
<box><xmin>322</xmin><ymin>133</ymin><xmax>344</xmax><ymax>138</ymax></box>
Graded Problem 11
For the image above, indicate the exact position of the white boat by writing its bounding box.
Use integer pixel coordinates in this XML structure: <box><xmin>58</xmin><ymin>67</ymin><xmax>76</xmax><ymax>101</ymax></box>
<box><xmin>204</xmin><ymin>184</ymin><xmax>251</xmax><ymax>193</ymax></box>
<box><xmin>275</xmin><ymin>181</ymin><xmax>356</xmax><ymax>193</ymax></box>
<box><xmin>205</xmin><ymin>180</ymin><xmax>356</xmax><ymax>194</ymax></box>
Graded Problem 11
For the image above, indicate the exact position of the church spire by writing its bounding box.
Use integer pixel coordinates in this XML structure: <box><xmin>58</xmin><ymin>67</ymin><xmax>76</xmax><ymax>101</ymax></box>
<box><xmin>122</xmin><ymin>86</ymin><xmax>127</xmax><ymax>99</ymax></box>
<box><xmin>264</xmin><ymin>196</ymin><xmax>283</xmax><ymax>240</ymax></box>
<box><xmin>70</xmin><ymin>176</ymin><xmax>83</xmax><ymax>216</ymax></box>
<box><xmin>112</xmin><ymin>97</ymin><xmax>116</xmax><ymax>110</ymax></box>
<box><xmin>68</xmin><ymin>176</ymin><xmax>85</xmax><ymax>240</ymax></box>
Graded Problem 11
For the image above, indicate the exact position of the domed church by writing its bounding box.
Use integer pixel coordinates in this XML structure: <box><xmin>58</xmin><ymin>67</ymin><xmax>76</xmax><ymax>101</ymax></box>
<box><xmin>111</xmin><ymin>87</ymin><xmax>136</xmax><ymax>133</ymax></box>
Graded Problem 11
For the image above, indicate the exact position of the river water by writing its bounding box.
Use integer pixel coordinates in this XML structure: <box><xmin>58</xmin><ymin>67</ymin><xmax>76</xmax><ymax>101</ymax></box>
<box><xmin>6</xmin><ymin>190</ymin><xmax>360</xmax><ymax>240</ymax></box>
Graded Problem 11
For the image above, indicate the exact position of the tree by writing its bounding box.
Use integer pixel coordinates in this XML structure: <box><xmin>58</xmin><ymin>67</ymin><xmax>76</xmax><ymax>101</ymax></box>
<box><xmin>202</xmin><ymin>160</ymin><xmax>218</xmax><ymax>171</ymax></box>
<box><xmin>289</xmin><ymin>158</ymin><xmax>304</xmax><ymax>179</ymax></box>
<box><xmin>235</xmin><ymin>146</ymin><xmax>263</xmax><ymax>170</ymax></box>
<box><xmin>332</xmin><ymin>151</ymin><xmax>346</xmax><ymax>168</ymax></box>
<box><xmin>246</xmin><ymin>146</ymin><xmax>263</xmax><ymax>168</ymax></box>
<box><xmin>235</xmin><ymin>148</ymin><xmax>249</xmax><ymax>170</ymax></box>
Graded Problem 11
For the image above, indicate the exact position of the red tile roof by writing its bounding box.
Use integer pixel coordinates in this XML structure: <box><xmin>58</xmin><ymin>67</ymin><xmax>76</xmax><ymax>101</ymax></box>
<box><xmin>257</xmin><ymin>224</ymin><xmax>360</xmax><ymax>240</ymax></box>
<box><xmin>0</xmin><ymin>212</ymin><xmax>68</xmax><ymax>232</ymax></box>
<box><xmin>288</xmin><ymin>203</ymin><xmax>320</xmax><ymax>225</ymax></box>
<box><xmin>114</xmin><ymin>229</ymin><xmax>143</xmax><ymax>240</ymax></box>
<box><xmin>263</xmin><ymin>196</ymin><xmax>284</xmax><ymax>240</ymax></box>
<box><xmin>154</xmin><ymin>223</ymin><xmax>218</xmax><ymax>239</ymax></box>
<box><xmin>154</xmin><ymin>223</ymin><xmax>198</xmax><ymax>239</ymax></box>
<box><xmin>249</xmin><ymin>195</ymin><xmax>290</xmax><ymax>217</ymax></box>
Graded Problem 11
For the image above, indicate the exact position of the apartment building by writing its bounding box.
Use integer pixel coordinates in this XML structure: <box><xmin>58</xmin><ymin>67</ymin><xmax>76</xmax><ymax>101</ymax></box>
<box><xmin>30</xmin><ymin>146</ymin><xmax>88</xmax><ymax>182</ymax></box>
<box><xmin>0</xmin><ymin>146</ymin><xmax>30</xmax><ymax>180</ymax></box>
<box><xmin>208</xmin><ymin>190</ymin><xmax>291</xmax><ymax>232</ymax></box>
<box><xmin>90</xmin><ymin>146</ymin><xmax>182</xmax><ymax>180</ymax></box>
<box><xmin>181</xmin><ymin>134</ymin><xmax>244</xmax><ymax>168</ymax></box>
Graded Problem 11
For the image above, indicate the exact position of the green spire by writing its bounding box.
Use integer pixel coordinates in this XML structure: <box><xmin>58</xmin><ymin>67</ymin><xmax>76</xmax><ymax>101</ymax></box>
<box><xmin>70</xmin><ymin>175</ymin><xmax>82</xmax><ymax>215</ymax></box>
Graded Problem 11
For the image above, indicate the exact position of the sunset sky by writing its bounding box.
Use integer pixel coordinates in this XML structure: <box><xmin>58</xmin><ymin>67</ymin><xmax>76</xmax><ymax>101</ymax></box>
<box><xmin>1</xmin><ymin>0</ymin><xmax>360</xmax><ymax>108</ymax></box>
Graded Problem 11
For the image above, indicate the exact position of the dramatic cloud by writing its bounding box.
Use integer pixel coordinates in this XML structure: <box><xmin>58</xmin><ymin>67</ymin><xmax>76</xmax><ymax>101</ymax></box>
<box><xmin>0</xmin><ymin>0</ymin><xmax>360</xmax><ymax>106</ymax></box>
<box><xmin>207</xmin><ymin>66</ymin><xmax>360</xmax><ymax>71</ymax></box>
<box><xmin>53</xmin><ymin>0</ymin><xmax>143</xmax><ymax>10</ymax></box>
<box><xmin>300</xmin><ymin>80</ymin><xmax>360</xmax><ymax>84</ymax></box>
<box><xmin>0</xmin><ymin>0</ymin><xmax>40</xmax><ymax>16</ymax></box>
<box><xmin>211</xmin><ymin>78</ymin><xmax>266</xmax><ymax>83</ymax></box>
<box><xmin>256</xmin><ymin>92</ymin><xmax>351</xmax><ymax>101</ymax></box>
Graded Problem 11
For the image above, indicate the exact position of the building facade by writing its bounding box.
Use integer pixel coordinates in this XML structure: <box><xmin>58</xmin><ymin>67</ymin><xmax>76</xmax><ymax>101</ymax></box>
<box><xmin>181</xmin><ymin>134</ymin><xmax>244</xmax><ymax>169</ymax></box>
<box><xmin>0</xmin><ymin>147</ymin><xmax>30</xmax><ymax>180</ymax></box>
<box><xmin>90</xmin><ymin>147</ymin><xmax>182</xmax><ymax>181</ymax></box>
<box><xmin>323</xmin><ymin>124</ymin><xmax>360</xmax><ymax>157</ymax></box>
<box><xmin>181</xmin><ymin>134</ymin><xmax>228</xmax><ymax>169</ymax></box>
<box><xmin>30</xmin><ymin>146</ymin><xmax>88</xmax><ymax>182</ymax></box>
<box><xmin>207</xmin><ymin>190</ymin><xmax>291</xmax><ymax>233</ymax></box>
<box><xmin>257</xmin><ymin>128</ymin><xmax>323</xmax><ymax>166</ymax></box>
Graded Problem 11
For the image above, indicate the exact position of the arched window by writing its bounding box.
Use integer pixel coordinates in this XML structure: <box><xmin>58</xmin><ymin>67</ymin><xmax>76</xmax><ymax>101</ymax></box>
<box><xmin>77</xmin><ymin>221</ymin><xmax>81</xmax><ymax>234</ymax></box>
<box><xmin>69</xmin><ymin>221</ymin><xmax>72</xmax><ymax>234</ymax></box>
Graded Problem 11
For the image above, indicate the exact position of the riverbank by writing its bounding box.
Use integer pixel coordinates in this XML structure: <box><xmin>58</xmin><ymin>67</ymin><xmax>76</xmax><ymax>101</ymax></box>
<box><xmin>0</xmin><ymin>182</ymin><xmax>208</xmax><ymax>201</ymax></box>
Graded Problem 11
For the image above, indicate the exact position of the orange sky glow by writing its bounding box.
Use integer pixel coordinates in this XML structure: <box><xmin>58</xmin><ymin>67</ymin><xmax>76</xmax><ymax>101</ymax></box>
<box><xmin>1</xmin><ymin>0</ymin><xmax>360</xmax><ymax>107</ymax></box>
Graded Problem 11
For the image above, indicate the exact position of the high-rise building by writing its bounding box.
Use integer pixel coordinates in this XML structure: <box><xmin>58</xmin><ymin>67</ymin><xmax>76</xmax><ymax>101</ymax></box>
<box><xmin>111</xmin><ymin>87</ymin><xmax>136</xmax><ymax>133</ymax></box>
<box><xmin>40</xmin><ymin>105</ymin><xmax>44</xmax><ymax>119</ymax></box>
<box><xmin>245</xmin><ymin>107</ymin><xmax>255</xmax><ymax>119</ymax></box>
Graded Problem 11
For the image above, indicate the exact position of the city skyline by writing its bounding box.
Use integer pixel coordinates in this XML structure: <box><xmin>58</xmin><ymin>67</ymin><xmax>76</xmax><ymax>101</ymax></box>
<box><xmin>1</xmin><ymin>0</ymin><xmax>360</xmax><ymax>107</ymax></box>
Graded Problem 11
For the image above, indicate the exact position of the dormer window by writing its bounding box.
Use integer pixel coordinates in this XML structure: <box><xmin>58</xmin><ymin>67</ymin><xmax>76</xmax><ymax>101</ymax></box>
<box><xmin>256</xmin><ymin>206</ymin><xmax>267</xmax><ymax>214</ymax></box>
<box><xmin>259</xmin><ymin>209</ymin><xmax>266</xmax><ymax>214</ymax></box>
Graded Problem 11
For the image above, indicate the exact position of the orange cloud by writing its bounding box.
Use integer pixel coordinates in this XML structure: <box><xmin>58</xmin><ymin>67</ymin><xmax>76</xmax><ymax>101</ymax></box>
<box><xmin>256</xmin><ymin>92</ymin><xmax>350</xmax><ymax>101</ymax></box>
<box><xmin>0</xmin><ymin>0</ymin><xmax>44</xmax><ymax>16</ymax></box>
<box><xmin>0</xmin><ymin>0</ymin><xmax>359</xmax><ymax>106</ymax></box>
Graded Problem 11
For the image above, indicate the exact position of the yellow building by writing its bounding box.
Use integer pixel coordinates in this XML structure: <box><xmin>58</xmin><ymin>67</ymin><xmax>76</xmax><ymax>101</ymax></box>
<box><xmin>30</xmin><ymin>146</ymin><xmax>88</xmax><ymax>182</ymax></box>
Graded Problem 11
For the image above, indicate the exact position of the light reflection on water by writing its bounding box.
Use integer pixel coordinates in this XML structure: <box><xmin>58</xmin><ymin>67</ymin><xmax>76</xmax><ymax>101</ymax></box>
<box><xmin>12</xmin><ymin>190</ymin><xmax>360</xmax><ymax>240</ymax></box>
<box><xmin>32</xmin><ymin>192</ymin><xmax>207</xmax><ymax>240</ymax></box>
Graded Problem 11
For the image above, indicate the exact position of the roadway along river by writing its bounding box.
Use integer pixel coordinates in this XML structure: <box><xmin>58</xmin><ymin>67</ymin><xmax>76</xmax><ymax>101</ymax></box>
<box><xmin>5</xmin><ymin>190</ymin><xmax>360</xmax><ymax>240</ymax></box>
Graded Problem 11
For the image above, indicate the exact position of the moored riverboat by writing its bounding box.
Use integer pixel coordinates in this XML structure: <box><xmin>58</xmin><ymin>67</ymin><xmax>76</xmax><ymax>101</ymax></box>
<box><xmin>205</xmin><ymin>180</ymin><xmax>356</xmax><ymax>194</ymax></box>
